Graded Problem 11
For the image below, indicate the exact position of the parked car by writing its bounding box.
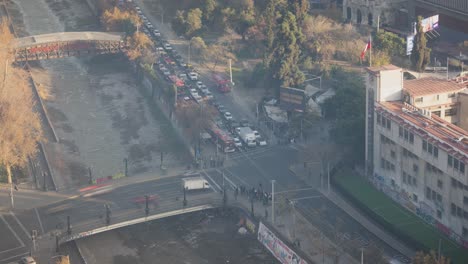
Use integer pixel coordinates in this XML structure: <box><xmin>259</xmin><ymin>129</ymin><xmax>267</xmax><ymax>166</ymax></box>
<box><xmin>196</xmin><ymin>81</ymin><xmax>204</xmax><ymax>89</ymax></box>
<box><xmin>257</xmin><ymin>137</ymin><xmax>267</xmax><ymax>146</ymax></box>
<box><xmin>240</xmin><ymin>119</ymin><xmax>250</xmax><ymax>127</ymax></box>
<box><xmin>233</xmin><ymin>137</ymin><xmax>242</xmax><ymax>148</ymax></box>
<box><xmin>253</xmin><ymin>130</ymin><xmax>261</xmax><ymax>139</ymax></box>
<box><xmin>188</xmin><ymin>72</ymin><xmax>198</xmax><ymax>81</ymax></box>
<box><xmin>162</xmin><ymin>69</ymin><xmax>171</xmax><ymax>76</ymax></box>
<box><xmin>163</xmin><ymin>43</ymin><xmax>172</xmax><ymax>51</ymax></box>
<box><xmin>153</xmin><ymin>29</ymin><xmax>161</xmax><ymax>36</ymax></box>
<box><xmin>224</xmin><ymin>112</ymin><xmax>233</xmax><ymax>120</ymax></box>
<box><xmin>204</xmin><ymin>91</ymin><xmax>214</xmax><ymax>99</ymax></box>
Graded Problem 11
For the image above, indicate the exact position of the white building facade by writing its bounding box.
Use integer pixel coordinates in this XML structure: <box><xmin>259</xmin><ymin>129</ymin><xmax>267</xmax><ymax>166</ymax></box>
<box><xmin>366</xmin><ymin>65</ymin><xmax>468</xmax><ymax>248</ymax></box>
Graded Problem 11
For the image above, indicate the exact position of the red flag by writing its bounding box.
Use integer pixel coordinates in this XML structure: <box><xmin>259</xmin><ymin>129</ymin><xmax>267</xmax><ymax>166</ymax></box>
<box><xmin>360</xmin><ymin>39</ymin><xmax>371</xmax><ymax>60</ymax></box>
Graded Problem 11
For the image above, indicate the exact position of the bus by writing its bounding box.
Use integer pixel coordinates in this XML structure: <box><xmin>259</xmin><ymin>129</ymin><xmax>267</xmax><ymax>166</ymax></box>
<box><xmin>212</xmin><ymin>73</ymin><xmax>231</xmax><ymax>93</ymax></box>
<box><xmin>208</xmin><ymin>124</ymin><xmax>236</xmax><ymax>153</ymax></box>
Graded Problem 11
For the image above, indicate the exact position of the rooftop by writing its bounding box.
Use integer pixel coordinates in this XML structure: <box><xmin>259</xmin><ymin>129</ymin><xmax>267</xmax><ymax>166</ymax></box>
<box><xmin>403</xmin><ymin>77</ymin><xmax>466</xmax><ymax>96</ymax></box>
<box><xmin>377</xmin><ymin>101</ymin><xmax>468</xmax><ymax>159</ymax></box>
<box><xmin>14</xmin><ymin>32</ymin><xmax>123</xmax><ymax>48</ymax></box>
<box><xmin>366</xmin><ymin>64</ymin><xmax>401</xmax><ymax>74</ymax></box>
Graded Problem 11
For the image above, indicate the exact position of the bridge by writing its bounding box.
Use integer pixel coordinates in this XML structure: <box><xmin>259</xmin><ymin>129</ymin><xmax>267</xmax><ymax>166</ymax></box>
<box><xmin>13</xmin><ymin>31</ymin><xmax>126</xmax><ymax>61</ymax></box>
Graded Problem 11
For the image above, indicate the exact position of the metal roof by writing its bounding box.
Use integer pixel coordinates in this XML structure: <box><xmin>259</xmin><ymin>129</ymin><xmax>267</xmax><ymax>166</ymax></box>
<box><xmin>403</xmin><ymin>77</ymin><xmax>466</xmax><ymax>96</ymax></box>
<box><xmin>14</xmin><ymin>32</ymin><xmax>124</xmax><ymax>48</ymax></box>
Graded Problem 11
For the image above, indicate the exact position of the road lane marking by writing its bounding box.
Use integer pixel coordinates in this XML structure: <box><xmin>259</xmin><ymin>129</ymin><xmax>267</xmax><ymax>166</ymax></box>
<box><xmin>0</xmin><ymin>245</ymin><xmax>23</xmax><ymax>254</ymax></box>
<box><xmin>0</xmin><ymin>214</ymin><xmax>24</xmax><ymax>247</ymax></box>
<box><xmin>200</xmin><ymin>170</ymin><xmax>222</xmax><ymax>193</ymax></box>
<box><xmin>289</xmin><ymin>195</ymin><xmax>323</xmax><ymax>201</ymax></box>
<box><xmin>10</xmin><ymin>212</ymin><xmax>31</xmax><ymax>240</ymax></box>
<box><xmin>223</xmin><ymin>168</ymin><xmax>249</xmax><ymax>186</ymax></box>
<box><xmin>34</xmin><ymin>208</ymin><xmax>45</xmax><ymax>235</ymax></box>
<box><xmin>215</xmin><ymin>169</ymin><xmax>237</xmax><ymax>190</ymax></box>
<box><xmin>0</xmin><ymin>251</ymin><xmax>30</xmax><ymax>262</ymax></box>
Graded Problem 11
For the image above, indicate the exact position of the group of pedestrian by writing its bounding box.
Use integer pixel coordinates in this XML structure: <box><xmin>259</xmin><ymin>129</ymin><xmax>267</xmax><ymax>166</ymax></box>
<box><xmin>237</xmin><ymin>184</ymin><xmax>272</xmax><ymax>206</ymax></box>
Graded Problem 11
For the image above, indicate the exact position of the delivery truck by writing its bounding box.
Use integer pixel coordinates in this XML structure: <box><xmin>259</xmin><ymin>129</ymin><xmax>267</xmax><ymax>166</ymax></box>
<box><xmin>182</xmin><ymin>177</ymin><xmax>211</xmax><ymax>191</ymax></box>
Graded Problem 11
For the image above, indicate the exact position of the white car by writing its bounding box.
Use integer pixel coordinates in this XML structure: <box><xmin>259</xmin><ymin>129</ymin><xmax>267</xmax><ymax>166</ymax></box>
<box><xmin>19</xmin><ymin>257</ymin><xmax>36</xmax><ymax>264</ymax></box>
<box><xmin>188</xmin><ymin>72</ymin><xmax>198</xmax><ymax>81</ymax></box>
<box><xmin>253</xmin><ymin>130</ymin><xmax>261</xmax><ymax>139</ymax></box>
<box><xmin>200</xmin><ymin>85</ymin><xmax>209</xmax><ymax>93</ymax></box>
<box><xmin>162</xmin><ymin>69</ymin><xmax>171</xmax><ymax>76</ymax></box>
<box><xmin>153</xmin><ymin>30</ymin><xmax>161</xmax><ymax>36</ymax></box>
<box><xmin>257</xmin><ymin>137</ymin><xmax>267</xmax><ymax>146</ymax></box>
<box><xmin>196</xmin><ymin>81</ymin><xmax>203</xmax><ymax>89</ymax></box>
<box><xmin>224</xmin><ymin>112</ymin><xmax>233</xmax><ymax>120</ymax></box>
<box><xmin>156</xmin><ymin>46</ymin><xmax>164</xmax><ymax>52</ymax></box>
<box><xmin>233</xmin><ymin>137</ymin><xmax>242</xmax><ymax>148</ymax></box>
<box><xmin>163</xmin><ymin>43</ymin><xmax>172</xmax><ymax>51</ymax></box>
<box><xmin>179</xmin><ymin>73</ymin><xmax>188</xmax><ymax>80</ymax></box>
<box><xmin>146</xmin><ymin>22</ymin><xmax>153</xmax><ymax>29</ymax></box>
<box><xmin>189</xmin><ymin>88</ymin><xmax>198</xmax><ymax>94</ymax></box>
<box><xmin>135</xmin><ymin>6</ymin><xmax>140</xmax><ymax>11</ymax></box>
<box><xmin>204</xmin><ymin>91</ymin><xmax>214</xmax><ymax>99</ymax></box>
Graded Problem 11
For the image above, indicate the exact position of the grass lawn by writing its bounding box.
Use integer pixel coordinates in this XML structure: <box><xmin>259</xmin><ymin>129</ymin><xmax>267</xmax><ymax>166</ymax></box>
<box><xmin>334</xmin><ymin>171</ymin><xmax>468</xmax><ymax>263</ymax></box>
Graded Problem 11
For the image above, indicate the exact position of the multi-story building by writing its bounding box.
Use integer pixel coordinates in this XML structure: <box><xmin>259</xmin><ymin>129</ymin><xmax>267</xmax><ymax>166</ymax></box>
<box><xmin>365</xmin><ymin>65</ymin><xmax>468</xmax><ymax>246</ymax></box>
<box><xmin>343</xmin><ymin>0</ymin><xmax>410</xmax><ymax>29</ymax></box>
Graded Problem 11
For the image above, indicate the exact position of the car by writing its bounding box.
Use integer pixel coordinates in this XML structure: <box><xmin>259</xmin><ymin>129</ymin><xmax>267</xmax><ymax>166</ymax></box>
<box><xmin>19</xmin><ymin>257</ymin><xmax>36</xmax><ymax>264</ymax></box>
<box><xmin>162</xmin><ymin>69</ymin><xmax>171</xmax><ymax>76</ymax></box>
<box><xmin>179</xmin><ymin>73</ymin><xmax>188</xmax><ymax>81</ymax></box>
<box><xmin>204</xmin><ymin>91</ymin><xmax>214</xmax><ymax>99</ymax></box>
<box><xmin>229</xmin><ymin>120</ymin><xmax>240</xmax><ymax>130</ymax></box>
<box><xmin>163</xmin><ymin>43</ymin><xmax>172</xmax><ymax>51</ymax></box>
<box><xmin>233</xmin><ymin>137</ymin><xmax>242</xmax><ymax>148</ymax></box>
<box><xmin>224</xmin><ymin>112</ymin><xmax>233</xmax><ymax>120</ymax></box>
<box><xmin>164</xmin><ymin>57</ymin><xmax>175</xmax><ymax>65</ymax></box>
<box><xmin>136</xmin><ymin>9</ymin><xmax>142</xmax><ymax>15</ymax></box>
<box><xmin>196</xmin><ymin>81</ymin><xmax>203</xmax><ymax>89</ymax></box>
<box><xmin>135</xmin><ymin>6</ymin><xmax>140</xmax><ymax>11</ymax></box>
<box><xmin>218</xmin><ymin>106</ymin><xmax>227</xmax><ymax>114</ymax></box>
<box><xmin>153</xmin><ymin>29</ymin><xmax>161</xmax><ymax>36</ymax></box>
<box><xmin>145</xmin><ymin>22</ymin><xmax>153</xmax><ymax>29</ymax></box>
<box><xmin>156</xmin><ymin>46</ymin><xmax>164</xmax><ymax>52</ymax></box>
<box><xmin>132</xmin><ymin>194</ymin><xmax>158</xmax><ymax>204</ymax></box>
<box><xmin>189</xmin><ymin>88</ymin><xmax>198</xmax><ymax>94</ymax></box>
<box><xmin>142</xmin><ymin>28</ymin><xmax>150</xmax><ymax>35</ymax></box>
<box><xmin>240</xmin><ymin>119</ymin><xmax>250</xmax><ymax>127</ymax></box>
<box><xmin>188</xmin><ymin>72</ymin><xmax>198</xmax><ymax>81</ymax></box>
<box><xmin>257</xmin><ymin>137</ymin><xmax>267</xmax><ymax>146</ymax></box>
<box><xmin>200</xmin><ymin>85</ymin><xmax>209</xmax><ymax>93</ymax></box>
<box><xmin>253</xmin><ymin>130</ymin><xmax>261</xmax><ymax>139</ymax></box>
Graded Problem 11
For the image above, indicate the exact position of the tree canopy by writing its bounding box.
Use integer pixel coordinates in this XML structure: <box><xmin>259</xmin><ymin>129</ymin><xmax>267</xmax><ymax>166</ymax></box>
<box><xmin>411</xmin><ymin>16</ymin><xmax>431</xmax><ymax>72</ymax></box>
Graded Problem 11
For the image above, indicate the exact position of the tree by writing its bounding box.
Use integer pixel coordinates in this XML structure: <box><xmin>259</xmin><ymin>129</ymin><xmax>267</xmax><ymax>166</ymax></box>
<box><xmin>190</xmin><ymin>36</ymin><xmax>208</xmax><ymax>62</ymax></box>
<box><xmin>411</xmin><ymin>16</ymin><xmax>431</xmax><ymax>72</ymax></box>
<box><xmin>126</xmin><ymin>31</ymin><xmax>153</xmax><ymax>61</ymax></box>
<box><xmin>185</xmin><ymin>8</ymin><xmax>203</xmax><ymax>36</ymax></box>
<box><xmin>413</xmin><ymin>251</ymin><xmax>450</xmax><ymax>264</ymax></box>
<box><xmin>101</xmin><ymin>7</ymin><xmax>141</xmax><ymax>36</ymax></box>
<box><xmin>373</xmin><ymin>30</ymin><xmax>405</xmax><ymax>57</ymax></box>
<box><xmin>202</xmin><ymin>0</ymin><xmax>217</xmax><ymax>24</ymax></box>
<box><xmin>172</xmin><ymin>10</ymin><xmax>187</xmax><ymax>36</ymax></box>
<box><xmin>0</xmin><ymin>19</ymin><xmax>43</xmax><ymax>190</ymax></box>
<box><xmin>268</xmin><ymin>11</ymin><xmax>305</xmax><ymax>88</ymax></box>
<box><xmin>54</xmin><ymin>255</ymin><xmax>70</xmax><ymax>264</ymax></box>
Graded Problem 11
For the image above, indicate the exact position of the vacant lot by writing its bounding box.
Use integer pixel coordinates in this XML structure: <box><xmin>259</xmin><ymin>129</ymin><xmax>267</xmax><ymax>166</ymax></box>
<box><xmin>77</xmin><ymin>208</ymin><xmax>277</xmax><ymax>264</ymax></box>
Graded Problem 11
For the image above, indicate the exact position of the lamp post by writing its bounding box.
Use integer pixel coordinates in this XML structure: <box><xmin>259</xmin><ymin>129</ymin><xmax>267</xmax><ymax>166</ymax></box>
<box><xmin>271</xmin><ymin>180</ymin><xmax>276</xmax><ymax>224</ymax></box>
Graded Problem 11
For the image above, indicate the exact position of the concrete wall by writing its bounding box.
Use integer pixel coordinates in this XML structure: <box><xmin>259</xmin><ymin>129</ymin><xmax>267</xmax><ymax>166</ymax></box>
<box><xmin>458</xmin><ymin>92</ymin><xmax>468</xmax><ymax>131</ymax></box>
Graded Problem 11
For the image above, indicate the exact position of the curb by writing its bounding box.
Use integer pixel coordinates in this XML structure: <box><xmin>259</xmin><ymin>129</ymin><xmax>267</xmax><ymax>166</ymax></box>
<box><xmin>38</xmin><ymin>142</ymin><xmax>58</xmax><ymax>191</ymax></box>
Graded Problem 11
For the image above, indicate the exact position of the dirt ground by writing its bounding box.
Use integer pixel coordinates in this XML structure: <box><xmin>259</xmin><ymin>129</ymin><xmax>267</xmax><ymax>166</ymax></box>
<box><xmin>77</xmin><ymin>208</ymin><xmax>278</xmax><ymax>264</ymax></box>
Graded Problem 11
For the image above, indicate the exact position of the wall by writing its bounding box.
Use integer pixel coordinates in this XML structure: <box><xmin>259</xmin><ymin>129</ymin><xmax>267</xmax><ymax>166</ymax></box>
<box><xmin>458</xmin><ymin>92</ymin><xmax>468</xmax><ymax>131</ymax></box>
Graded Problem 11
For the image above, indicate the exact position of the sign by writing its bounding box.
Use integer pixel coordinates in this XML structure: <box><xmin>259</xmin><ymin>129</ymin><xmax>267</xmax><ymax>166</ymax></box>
<box><xmin>413</xmin><ymin>14</ymin><xmax>439</xmax><ymax>34</ymax></box>
<box><xmin>279</xmin><ymin>87</ymin><xmax>305</xmax><ymax>112</ymax></box>
<box><xmin>257</xmin><ymin>222</ymin><xmax>307</xmax><ymax>264</ymax></box>
<box><xmin>406</xmin><ymin>35</ymin><xmax>414</xmax><ymax>55</ymax></box>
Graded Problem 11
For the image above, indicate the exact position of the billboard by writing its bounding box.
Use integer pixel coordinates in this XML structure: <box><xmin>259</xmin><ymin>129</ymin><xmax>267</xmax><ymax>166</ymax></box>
<box><xmin>257</xmin><ymin>222</ymin><xmax>308</xmax><ymax>264</ymax></box>
<box><xmin>413</xmin><ymin>14</ymin><xmax>439</xmax><ymax>34</ymax></box>
<box><xmin>280</xmin><ymin>86</ymin><xmax>305</xmax><ymax>112</ymax></box>
<box><xmin>406</xmin><ymin>35</ymin><xmax>414</xmax><ymax>55</ymax></box>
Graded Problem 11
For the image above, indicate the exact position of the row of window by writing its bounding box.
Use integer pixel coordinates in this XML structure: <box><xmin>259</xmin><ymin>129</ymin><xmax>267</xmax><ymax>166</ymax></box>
<box><xmin>451</xmin><ymin>203</ymin><xmax>468</xmax><ymax>220</ymax></box>
<box><xmin>380</xmin><ymin>158</ymin><xmax>395</xmax><ymax>171</ymax></box>
<box><xmin>426</xmin><ymin>186</ymin><xmax>442</xmax><ymax>204</ymax></box>
<box><xmin>448</xmin><ymin>155</ymin><xmax>465</xmax><ymax>174</ymax></box>
<box><xmin>422</xmin><ymin>140</ymin><xmax>439</xmax><ymax>158</ymax></box>
<box><xmin>402</xmin><ymin>148</ymin><xmax>418</xmax><ymax>160</ymax></box>
<box><xmin>402</xmin><ymin>171</ymin><xmax>417</xmax><ymax>187</ymax></box>
<box><xmin>426</xmin><ymin>162</ymin><xmax>443</xmax><ymax>175</ymax></box>
<box><xmin>376</xmin><ymin>113</ymin><xmax>391</xmax><ymax>130</ymax></box>
<box><xmin>451</xmin><ymin>178</ymin><xmax>468</xmax><ymax>191</ymax></box>
<box><xmin>380</xmin><ymin>134</ymin><xmax>395</xmax><ymax>145</ymax></box>
<box><xmin>399</xmin><ymin>127</ymin><xmax>414</xmax><ymax>144</ymax></box>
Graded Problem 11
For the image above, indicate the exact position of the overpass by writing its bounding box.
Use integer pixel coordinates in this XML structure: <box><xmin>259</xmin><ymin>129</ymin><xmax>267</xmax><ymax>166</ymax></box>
<box><xmin>13</xmin><ymin>31</ymin><xmax>126</xmax><ymax>61</ymax></box>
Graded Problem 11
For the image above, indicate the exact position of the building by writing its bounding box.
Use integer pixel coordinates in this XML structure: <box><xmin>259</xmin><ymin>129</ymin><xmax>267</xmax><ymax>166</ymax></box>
<box><xmin>342</xmin><ymin>0</ymin><xmax>410</xmax><ymax>29</ymax></box>
<box><xmin>411</xmin><ymin>0</ymin><xmax>468</xmax><ymax>33</ymax></box>
<box><xmin>365</xmin><ymin>65</ymin><xmax>468</xmax><ymax>247</ymax></box>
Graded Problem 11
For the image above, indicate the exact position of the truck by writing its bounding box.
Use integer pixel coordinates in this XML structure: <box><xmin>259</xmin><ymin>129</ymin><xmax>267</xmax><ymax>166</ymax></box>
<box><xmin>236</xmin><ymin>127</ymin><xmax>257</xmax><ymax>147</ymax></box>
<box><xmin>212</xmin><ymin>73</ymin><xmax>231</xmax><ymax>93</ymax></box>
<box><xmin>182</xmin><ymin>177</ymin><xmax>211</xmax><ymax>191</ymax></box>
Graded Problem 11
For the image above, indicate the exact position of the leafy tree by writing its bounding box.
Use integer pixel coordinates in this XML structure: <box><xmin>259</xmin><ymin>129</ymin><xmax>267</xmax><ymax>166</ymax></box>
<box><xmin>268</xmin><ymin>11</ymin><xmax>305</xmax><ymax>88</ymax></box>
<box><xmin>411</xmin><ymin>16</ymin><xmax>431</xmax><ymax>72</ymax></box>
<box><xmin>202</xmin><ymin>0</ymin><xmax>217</xmax><ymax>23</ymax></box>
<box><xmin>172</xmin><ymin>10</ymin><xmax>187</xmax><ymax>36</ymax></box>
<box><xmin>0</xmin><ymin>19</ymin><xmax>43</xmax><ymax>188</ymax></box>
<box><xmin>373</xmin><ymin>30</ymin><xmax>406</xmax><ymax>57</ymax></box>
<box><xmin>54</xmin><ymin>255</ymin><xmax>70</xmax><ymax>264</ymax></box>
<box><xmin>237</xmin><ymin>9</ymin><xmax>256</xmax><ymax>40</ymax></box>
<box><xmin>185</xmin><ymin>8</ymin><xmax>203</xmax><ymax>36</ymax></box>
<box><xmin>322</xmin><ymin>69</ymin><xmax>365</xmax><ymax>165</ymax></box>
<box><xmin>372</xmin><ymin>50</ymin><xmax>391</xmax><ymax>67</ymax></box>
<box><xmin>126</xmin><ymin>31</ymin><xmax>153</xmax><ymax>61</ymax></box>
<box><xmin>289</xmin><ymin>0</ymin><xmax>309</xmax><ymax>25</ymax></box>
<box><xmin>413</xmin><ymin>251</ymin><xmax>450</xmax><ymax>264</ymax></box>
<box><xmin>101</xmin><ymin>7</ymin><xmax>141</xmax><ymax>36</ymax></box>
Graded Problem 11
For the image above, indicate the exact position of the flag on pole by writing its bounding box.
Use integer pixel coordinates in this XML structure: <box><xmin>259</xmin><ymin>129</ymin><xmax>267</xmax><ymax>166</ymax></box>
<box><xmin>360</xmin><ymin>38</ymin><xmax>372</xmax><ymax>60</ymax></box>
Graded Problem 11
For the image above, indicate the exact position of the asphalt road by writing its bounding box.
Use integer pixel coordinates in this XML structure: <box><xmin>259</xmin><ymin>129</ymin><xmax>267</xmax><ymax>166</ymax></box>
<box><xmin>0</xmin><ymin>175</ymin><xmax>221</xmax><ymax>264</ymax></box>
<box><xmin>202</xmin><ymin>143</ymin><xmax>411</xmax><ymax>263</ymax></box>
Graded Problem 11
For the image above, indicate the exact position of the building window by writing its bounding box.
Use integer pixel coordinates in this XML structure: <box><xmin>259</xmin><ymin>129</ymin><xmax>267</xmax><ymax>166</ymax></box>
<box><xmin>413</xmin><ymin>164</ymin><xmax>419</xmax><ymax>173</ymax></box>
<box><xmin>391</xmin><ymin>151</ymin><xmax>396</xmax><ymax>159</ymax></box>
<box><xmin>461</xmin><ymin>163</ymin><xmax>465</xmax><ymax>174</ymax></box>
<box><xmin>445</xmin><ymin>108</ymin><xmax>457</xmax><ymax>116</ymax></box>
<box><xmin>415</xmin><ymin>97</ymin><xmax>423</xmax><ymax>103</ymax></box>
<box><xmin>409</xmin><ymin>133</ymin><xmax>414</xmax><ymax>144</ymax></box>
<box><xmin>464</xmin><ymin>196</ymin><xmax>468</xmax><ymax>205</ymax></box>
<box><xmin>422</xmin><ymin>140</ymin><xmax>438</xmax><ymax>159</ymax></box>
<box><xmin>463</xmin><ymin>227</ymin><xmax>468</xmax><ymax>238</ymax></box>
<box><xmin>426</xmin><ymin>187</ymin><xmax>431</xmax><ymax>199</ymax></box>
<box><xmin>436</xmin><ymin>95</ymin><xmax>440</xmax><ymax>100</ymax></box>
<box><xmin>433</xmin><ymin>147</ymin><xmax>438</xmax><ymax>158</ymax></box>
<box><xmin>436</xmin><ymin>194</ymin><xmax>442</xmax><ymax>203</ymax></box>
<box><xmin>437</xmin><ymin>180</ymin><xmax>443</xmax><ymax>189</ymax></box>
<box><xmin>399</xmin><ymin>126</ymin><xmax>403</xmax><ymax>137</ymax></box>
<box><xmin>457</xmin><ymin>206</ymin><xmax>462</xmax><ymax>217</ymax></box>
<box><xmin>448</xmin><ymin>155</ymin><xmax>453</xmax><ymax>167</ymax></box>
<box><xmin>412</xmin><ymin>177</ymin><xmax>417</xmax><ymax>186</ymax></box>
<box><xmin>432</xmin><ymin>111</ymin><xmax>441</xmax><ymax>117</ymax></box>
<box><xmin>451</xmin><ymin>177</ymin><xmax>457</xmax><ymax>187</ymax></box>
<box><xmin>423</xmin><ymin>140</ymin><xmax>427</xmax><ymax>151</ymax></box>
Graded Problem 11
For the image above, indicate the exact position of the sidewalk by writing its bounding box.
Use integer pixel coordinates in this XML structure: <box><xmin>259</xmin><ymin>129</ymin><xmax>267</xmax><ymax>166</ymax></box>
<box><xmin>319</xmin><ymin>188</ymin><xmax>416</xmax><ymax>258</ymax></box>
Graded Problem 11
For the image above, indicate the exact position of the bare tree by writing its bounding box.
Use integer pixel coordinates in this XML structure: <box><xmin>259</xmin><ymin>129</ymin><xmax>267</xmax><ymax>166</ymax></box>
<box><xmin>54</xmin><ymin>255</ymin><xmax>70</xmax><ymax>264</ymax></box>
<box><xmin>0</xmin><ymin>19</ymin><xmax>43</xmax><ymax>207</ymax></box>
<box><xmin>413</xmin><ymin>251</ymin><xmax>450</xmax><ymax>264</ymax></box>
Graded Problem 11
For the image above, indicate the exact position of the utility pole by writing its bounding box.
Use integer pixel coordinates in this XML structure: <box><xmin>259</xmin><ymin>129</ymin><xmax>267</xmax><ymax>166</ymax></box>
<box><xmin>124</xmin><ymin>158</ymin><xmax>128</xmax><ymax>177</ymax></box>
<box><xmin>361</xmin><ymin>248</ymin><xmax>364</xmax><ymax>264</ymax></box>
<box><xmin>88</xmin><ymin>167</ymin><xmax>93</xmax><ymax>184</ymax></box>
<box><xmin>31</xmin><ymin>230</ymin><xmax>37</xmax><ymax>252</ymax></box>
<box><xmin>271</xmin><ymin>180</ymin><xmax>276</xmax><ymax>225</ymax></box>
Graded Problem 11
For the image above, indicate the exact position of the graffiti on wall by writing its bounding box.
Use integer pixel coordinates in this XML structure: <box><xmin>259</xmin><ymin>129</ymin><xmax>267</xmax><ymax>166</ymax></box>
<box><xmin>257</xmin><ymin>222</ymin><xmax>307</xmax><ymax>264</ymax></box>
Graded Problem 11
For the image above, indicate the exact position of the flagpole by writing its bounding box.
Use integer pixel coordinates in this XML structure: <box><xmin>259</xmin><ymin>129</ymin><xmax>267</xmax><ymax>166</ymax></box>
<box><xmin>369</xmin><ymin>35</ymin><xmax>372</xmax><ymax>67</ymax></box>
